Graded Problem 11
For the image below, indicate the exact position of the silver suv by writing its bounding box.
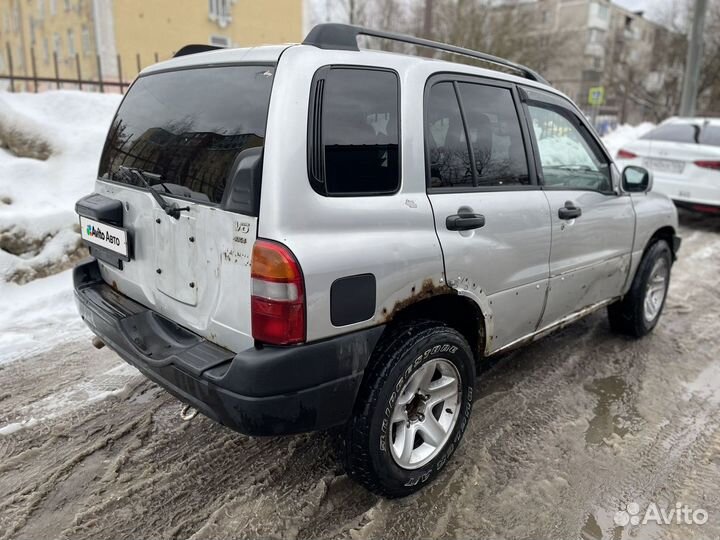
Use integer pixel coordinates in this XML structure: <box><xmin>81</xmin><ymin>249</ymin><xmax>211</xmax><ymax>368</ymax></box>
<box><xmin>74</xmin><ymin>24</ymin><xmax>681</xmax><ymax>497</ymax></box>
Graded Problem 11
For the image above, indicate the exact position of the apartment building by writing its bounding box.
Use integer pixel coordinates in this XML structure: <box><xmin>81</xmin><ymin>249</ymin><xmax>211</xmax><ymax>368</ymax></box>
<box><xmin>0</xmin><ymin>0</ymin><xmax>304</xmax><ymax>87</ymax></box>
<box><xmin>490</xmin><ymin>0</ymin><xmax>675</xmax><ymax>124</ymax></box>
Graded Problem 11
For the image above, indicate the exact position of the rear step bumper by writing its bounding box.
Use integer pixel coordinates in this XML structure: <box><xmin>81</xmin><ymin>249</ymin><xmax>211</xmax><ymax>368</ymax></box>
<box><xmin>74</xmin><ymin>258</ymin><xmax>385</xmax><ymax>436</ymax></box>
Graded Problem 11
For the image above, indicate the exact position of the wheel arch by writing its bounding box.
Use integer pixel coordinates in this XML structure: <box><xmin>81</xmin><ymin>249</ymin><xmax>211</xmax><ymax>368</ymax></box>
<box><xmin>379</xmin><ymin>292</ymin><xmax>488</xmax><ymax>361</ymax></box>
<box><xmin>644</xmin><ymin>225</ymin><xmax>678</xmax><ymax>261</ymax></box>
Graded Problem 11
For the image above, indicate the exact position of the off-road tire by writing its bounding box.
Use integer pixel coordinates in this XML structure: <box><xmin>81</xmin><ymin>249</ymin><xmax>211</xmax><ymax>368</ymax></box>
<box><xmin>607</xmin><ymin>240</ymin><xmax>672</xmax><ymax>337</ymax></box>
<box><xmin>343</xmin><ymin>321</ymin><xmax>475</xmax><ymax>498</ymax></box>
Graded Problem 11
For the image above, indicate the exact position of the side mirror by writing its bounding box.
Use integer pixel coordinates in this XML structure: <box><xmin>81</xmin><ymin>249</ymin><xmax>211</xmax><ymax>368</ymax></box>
<box><xmin>622</xmin><ymin>165</ymin><xmax>653</xmax><ymax>193</ymax></box>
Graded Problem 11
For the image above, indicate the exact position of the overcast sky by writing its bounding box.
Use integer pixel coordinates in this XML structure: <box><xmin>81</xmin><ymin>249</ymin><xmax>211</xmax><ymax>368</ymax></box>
<box><xmin>611</xmin><ymin>0</ymin><xmax>676</xmax><ymax>22</ymax></box>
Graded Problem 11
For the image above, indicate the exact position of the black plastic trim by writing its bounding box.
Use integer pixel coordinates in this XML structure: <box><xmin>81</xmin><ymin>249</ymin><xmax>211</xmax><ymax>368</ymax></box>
<box><xmin>330</xmin><ymin>273</ymin><xmax>376</xmax><ymax>326</ymax></box>
<box><xmin>302</xmin><ymin>23</ymin><xmax>549</xmax><ymax>84</ymax></box>
<box><xmin>220</xmin><ymin>146</ymin><xmax>263</xmax><ymax>216</ymax></box>
<box><xmin>76</xmin><ymin>193</ymin><xmax>123</xmax><ymax>225</ymax></box>
<box><xmin>73</xmin><ymin>258</ymin><xmax>385</xmax><ymax>436</ymax></box>
<box><xmin>672</xmin><ymin>235</ymin><xmax>682</xmax><ymax>257</ymax></box>
<box><xmin>173</xmin><ymin>44</ymin><xmax>223</xmax><ymax>57</ymax></box>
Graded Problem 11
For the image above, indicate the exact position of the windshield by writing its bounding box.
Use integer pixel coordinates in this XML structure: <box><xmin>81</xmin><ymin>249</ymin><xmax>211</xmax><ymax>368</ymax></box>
<box><xmin>99</xmin><ymin>65</ymin><xmax>275</xmax><ymax>204</ymax></box>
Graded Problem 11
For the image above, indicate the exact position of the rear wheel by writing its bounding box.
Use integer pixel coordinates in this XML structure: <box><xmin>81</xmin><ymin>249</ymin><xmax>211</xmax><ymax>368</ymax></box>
<box><xmin>343</xmin><ymin>322</ymin><xmax>475</xmax><ymax>498</ymax></box>
<box><xmin>608</xmin><ymin>240</ymin><xmax>672</xmax><ymax>337</ymax></box>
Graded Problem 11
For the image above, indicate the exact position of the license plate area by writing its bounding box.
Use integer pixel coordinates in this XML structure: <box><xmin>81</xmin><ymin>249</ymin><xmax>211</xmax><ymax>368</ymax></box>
<box><xmin>643</xmin><ymin>158</ymin><xmax>685</xmax><ymax>174</ymax></box>
<box><xmin>154</xmin><ymin>208</ymin><xmax>198</xmax><ymax>306</ymax></box>
<box><xmin>80</xmin><ymin>215</ymin><xmax>130</xmax><ymax>268</ymax></box>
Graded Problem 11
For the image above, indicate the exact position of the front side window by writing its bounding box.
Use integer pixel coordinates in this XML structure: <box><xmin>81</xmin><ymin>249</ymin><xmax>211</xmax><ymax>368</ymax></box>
<box><xmin>310</xmin><ymin>67</ymin><xmax>400</xmax><ymax>195</ymax></box>
<box><xmin>99</xmin><ymin>65</ymin><xmax>275</xmax><ymax>205</ymax></box>
<box><xmin>527</xmin><ymin>105</ymin><xmax>611</xmax><ymax>192</ymax></box>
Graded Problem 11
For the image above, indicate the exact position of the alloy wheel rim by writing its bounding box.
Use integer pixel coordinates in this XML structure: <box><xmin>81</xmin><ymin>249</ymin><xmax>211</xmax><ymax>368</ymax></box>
<box><xmin>389</xmin><ymin>358</ymin><xmax>461</xmax><ymax>470</ymax></box>
<box><xmin>643</xmin><ymin>258</ymin><xmax>669</xmax><ymax>323</ymax></box>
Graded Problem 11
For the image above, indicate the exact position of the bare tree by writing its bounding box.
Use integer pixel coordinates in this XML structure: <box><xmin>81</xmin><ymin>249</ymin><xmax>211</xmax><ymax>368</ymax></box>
<box><xmin>623</xmin><ymin>0</ymin><xmax>720</xmax><ymax>119</ymax></box>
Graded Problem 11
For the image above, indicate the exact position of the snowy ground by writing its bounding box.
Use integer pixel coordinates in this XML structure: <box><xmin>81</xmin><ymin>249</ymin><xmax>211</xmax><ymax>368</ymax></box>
<box><xmin>0</xmin><ymin>91</ymin><xmax>121</xmax><ymax>364</ymax></box>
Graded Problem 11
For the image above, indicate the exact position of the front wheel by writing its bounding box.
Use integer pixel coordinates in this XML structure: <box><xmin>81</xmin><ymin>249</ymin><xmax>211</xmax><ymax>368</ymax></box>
<box><xmin>343</xmin><ymin>322</ymin><xmax>475</xmax><ymax>498</ymax></box>
<box><xmin>608</xmin><ymin>240</ymin><xmax>672</xmax><ymax>337</ymax></box>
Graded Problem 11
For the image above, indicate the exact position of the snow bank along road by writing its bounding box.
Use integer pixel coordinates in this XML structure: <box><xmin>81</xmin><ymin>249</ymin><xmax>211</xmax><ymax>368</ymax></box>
<box><xmin>1</xmin><ymin>209</ymin><xmax>719</xmax><ymax>540</ymax></box>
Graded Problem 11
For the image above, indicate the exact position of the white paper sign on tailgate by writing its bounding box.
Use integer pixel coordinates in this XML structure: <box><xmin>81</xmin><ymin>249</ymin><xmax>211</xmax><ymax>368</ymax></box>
<box><xmin>79</xmin><ymin>216</ymin><xmax>129</xmax><ymax>258</ymax></box>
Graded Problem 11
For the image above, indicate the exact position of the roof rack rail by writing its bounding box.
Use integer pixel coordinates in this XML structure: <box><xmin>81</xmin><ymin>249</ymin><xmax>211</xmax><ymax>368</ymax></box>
<box><xmin>174</xmin><ymin>44</ymin><xmax>224</xmax><ymax>58</ymax></box>
<box><xmin>302</xmin><ymin>23</ymin><xmax>548</xmax><ymax>85</ymax></box>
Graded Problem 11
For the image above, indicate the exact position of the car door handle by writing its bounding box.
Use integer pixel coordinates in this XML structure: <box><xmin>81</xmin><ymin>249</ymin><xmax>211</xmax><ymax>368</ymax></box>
<box><xmin>446</xmin><ymin>213</ymin><xmax>486</xmax><ymax>231</ymax></box>
<box><xmin>558</xmin><ymin>201</ymin><xmax>582</xmax><ymax>220</ymax></box>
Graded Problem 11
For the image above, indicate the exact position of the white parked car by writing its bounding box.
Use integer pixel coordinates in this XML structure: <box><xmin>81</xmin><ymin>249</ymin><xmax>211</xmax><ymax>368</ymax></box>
<box><xmin>615</xmin><ymin>117</ymin><xmax>720</xmax><ymax>214</ymax></box>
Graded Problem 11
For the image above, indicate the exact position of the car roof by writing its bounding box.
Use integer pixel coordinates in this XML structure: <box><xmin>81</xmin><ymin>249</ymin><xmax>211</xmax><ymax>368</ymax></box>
<box><xmin>140</xmin><ymin>45</ymin><xmax>290</xmax><ymax>75</ymax></box>
<box><xmin>140</xmin><ymin>42</ymin><xmax>566</xmax><ymax>98</ymax></box>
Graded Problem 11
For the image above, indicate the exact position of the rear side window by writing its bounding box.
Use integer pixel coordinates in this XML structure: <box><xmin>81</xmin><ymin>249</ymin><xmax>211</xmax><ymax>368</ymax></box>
<box><xmin>641</xmin><ymin>123</ymin><xmax>698</xmax><ymax>144</ymax></box>
<box><xmin>99</xmin><ymin>65</ymin><xmax>275</xmax><ymax>205</ymax></box>
<box><xmin>457</xmin><ymin>83</ymin><xmax>530</xmax><ymax>187</ymax></box>
<box><xmin>425</xmin><ymin>81</ymin><xmax>529</xmax><ymax>189</ymax></box>
<box><xmin>426</xmin><ymin>82</ymin><xmax>473</xmax><ymax>188</ymax></box>
<box><xmin>699</xmin><ymin>126</ymin><xmax>720</xmax><ymax>147</ymax></box>
<box><xmin>309</xmin><ymin>67</ymin><xmax>400</xmax><ymax>196</ymax></box>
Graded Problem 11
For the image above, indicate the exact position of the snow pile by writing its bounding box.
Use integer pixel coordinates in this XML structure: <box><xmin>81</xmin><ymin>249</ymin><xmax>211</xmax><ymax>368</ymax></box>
<box><xmin>0</xmin><ymin>269</ymin><xmax>93</xmax><ymax>363</ymax></box>
<box><xmin>0</xmin><ymin>90</ymin><xmax>121</xmax><ymax>284</ymax></box>
<box><xmin>537</xmin><ymin>136</ymin><xmax>595</xmax><ymax>168</ymax></box>
<box><xmin>0</xmin><ymin>91</ymin><xmax>120</xmax><ymax>363</ymax></box>
<box><xmin>601</xmin><ymin>122</ymin><xmax>655</xmax><ymax>157</ymax></box>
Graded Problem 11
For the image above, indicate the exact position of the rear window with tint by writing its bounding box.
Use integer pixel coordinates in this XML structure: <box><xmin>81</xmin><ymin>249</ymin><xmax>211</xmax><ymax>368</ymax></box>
<box><xmin>640</xmin><ymin>123</ymin><xmax>698</xmax><ymax>144</ymax></box>
<box><xmin>99</xmin><ymin>65</ymin><xmax>275</xmax><ymax>204</ymax></box>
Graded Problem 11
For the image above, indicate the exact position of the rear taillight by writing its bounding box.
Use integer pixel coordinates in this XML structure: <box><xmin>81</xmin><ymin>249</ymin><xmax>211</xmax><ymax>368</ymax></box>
<box><xmin>694</xmin><ymin>160</ymin><xmax>720</xmax><ymax>171</ymax></box>
<box><xmin>692</xmin><ymin>204</ymin><xmax>720</xmax><ymax>214</ymax></box>
<box><xmin>251</xmin><ymin>239</ymin><xmax>305</xmax><ymax>345</ymax></box>
<box><xmin>617</xmin><ymin>149</ymin><xmax>638</xmax><ymax>159</ymax></box>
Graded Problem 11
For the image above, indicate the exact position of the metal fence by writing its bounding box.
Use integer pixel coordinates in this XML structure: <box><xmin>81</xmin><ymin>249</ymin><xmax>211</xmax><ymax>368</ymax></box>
<box><xmin>0</xmin><ymin>43</ymin><xmax>162</xmax><ymax>93</ymax></box>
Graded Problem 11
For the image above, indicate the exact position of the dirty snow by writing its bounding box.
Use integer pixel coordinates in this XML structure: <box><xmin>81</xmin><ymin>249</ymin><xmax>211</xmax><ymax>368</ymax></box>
<box><xmin>0</xmin><ymin>90</ymin><xmax>121</xmax><ymax>284</ymax></box>
<box><xmin>0</xmin><ymin>268</ymin><xmax>90</xmax><ymax>364</ymax></box>
<box><xmin>0</xmin><ymin>91</ymin><xmax>120</xmax><ymax>361</ymax></box>
<box><xmin>537</xmin><ymin>136</ymin><xmax>596</xmax><ymax>168</ymax></box>
<box><xmin>600</xmin><ymin>121</ymin><xmax>655</xmax><ymax>157</ymax></box>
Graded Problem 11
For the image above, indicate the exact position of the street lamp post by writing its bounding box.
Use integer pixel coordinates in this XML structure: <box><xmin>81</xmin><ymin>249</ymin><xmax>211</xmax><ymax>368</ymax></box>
<box><xmin>679</xmin><ymin>0</ymin><xmax>708</xmax><ymax>117</ymax></box>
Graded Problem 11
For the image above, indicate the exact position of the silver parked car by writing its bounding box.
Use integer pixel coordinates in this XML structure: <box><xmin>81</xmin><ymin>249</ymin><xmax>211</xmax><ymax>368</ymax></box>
<box><xmin>74</xmin><ymin>24</ymin><xmax>680</xmax><ymax>497</ymax></box>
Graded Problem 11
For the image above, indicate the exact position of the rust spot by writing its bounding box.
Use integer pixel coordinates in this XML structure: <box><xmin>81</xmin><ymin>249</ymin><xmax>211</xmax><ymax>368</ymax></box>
<box><xmin>381</xmin><ymin>278</ymin><xmax>456</xmax><ymax>323</ymax></box>
<box><xmin>111</xmin><ymin>280</ymin><xmax>118</xmax><ymax>291</ymax></box>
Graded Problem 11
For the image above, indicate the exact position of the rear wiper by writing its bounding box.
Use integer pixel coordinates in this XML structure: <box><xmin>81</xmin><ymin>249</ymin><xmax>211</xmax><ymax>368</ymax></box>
<box><xmin>117</xmin><ymin>166</ymin><xmax>190</xmax><ymax>219</ymax></box>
